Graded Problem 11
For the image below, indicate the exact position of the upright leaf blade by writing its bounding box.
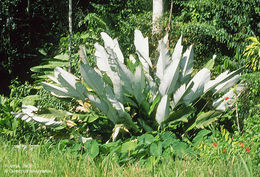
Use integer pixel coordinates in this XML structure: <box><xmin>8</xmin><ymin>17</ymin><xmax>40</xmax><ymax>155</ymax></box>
<box><xmin>171</xmin><ymin>35</ymin><xmax>183</xmax><ymax>63</ymax></box>
<box><xmin>79</xmin><ymin>46</ymin><xmax>88</xmax><ymax>64</ymax></box>
<box><xmin>156</xmin><ymin>37</ymin><xmax>171</xmax><ymax>81</ymax></box>
<box><xmin>180</xmin><ymin>45</ymin><xmax>194</xmax><ymax>84</ymax></box>
<box><xmin>213</xmin><ymin>74</ymin><xmax>241</xmax><ymax>93</ymax></box>
<box><xmin>101</xmin><ymin>32</ymin><xmax>124</xmax><ymax>63</ymax></box>
<box><xmin>155</xmin><ymin>95</ymin><xmax>170</xmax><ymax>125</ymax></box>
<box><xmin>80</xmin><ymin>64</ymin><xmax>105</xmax><ymax>96</ymax></box>
<box><xmin>104</xmin><ymin>87</ymin><xmax>136</xmax><ymax>129</ymax></box>
<box><xmin>212</xmin><ymin>83</ymin><xmax>244</xmax><ymax>112</ymax></box>
<box><xmin>94</xmin><ymin>43</ymin><xmax>111</xmax><ymax>72</ymax></box>
<box><xmin>94</xmin><ymin>43</ymin><xmax>124</xmax><ymax>101</ymax></box>
<box><xmin>172</xmin><ymin>82</ymin><xmax>194</xmax><ymax>108</ymax></box>
<box><xmin>133</xmin><ymin>65</ymin><xmax>145</xmax><ymax>104</ymax></box>
<box><xmin>134</xmin><ymin>30</ymin><xmax>152</xmax><ymax>73</ymax></box>
<box><xmin>106</xmin><ymin>47</ymin><xmax>133</xmax><ymax>95</ymax></box>
<box><xmin>159</xmin><ymin>36</ymin><xmax>183</xmax><ymax>95</ymax></box>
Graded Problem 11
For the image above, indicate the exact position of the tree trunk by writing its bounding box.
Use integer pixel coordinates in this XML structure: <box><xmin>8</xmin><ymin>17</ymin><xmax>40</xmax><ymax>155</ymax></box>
<box><xmin>152</xmin><ymin>0</ymin><xmax>164</xmax><ymax>34</ymax></box>
<box><xmin>68</xmin><ymin>0</ymin><xmax>72</xmax><ymax>72</ymax></box>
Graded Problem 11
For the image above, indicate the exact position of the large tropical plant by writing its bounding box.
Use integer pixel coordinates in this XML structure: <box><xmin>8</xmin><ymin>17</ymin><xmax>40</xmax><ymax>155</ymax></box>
<box><xmin>14</xmin><ymin>30</ymin><xmax>243</xmax><ymax>138</ymax></box>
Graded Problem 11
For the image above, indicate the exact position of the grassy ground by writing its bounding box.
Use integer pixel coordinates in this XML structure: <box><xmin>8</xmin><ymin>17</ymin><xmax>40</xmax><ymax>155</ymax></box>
<box><xmin>0</xmin><ymin>142</ymin><xmax>259</xmax><ymax>177</ymax></box>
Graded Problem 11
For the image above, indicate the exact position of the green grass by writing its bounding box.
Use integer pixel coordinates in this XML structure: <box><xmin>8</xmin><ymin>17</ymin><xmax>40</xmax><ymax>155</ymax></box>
<box><xmin>0</xmin><ymin>141</ymin><xmax>259</xmax><ymax>177</ymax></box>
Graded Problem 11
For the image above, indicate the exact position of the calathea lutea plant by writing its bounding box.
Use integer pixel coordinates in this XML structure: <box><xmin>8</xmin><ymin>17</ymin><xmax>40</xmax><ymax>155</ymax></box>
<box><xmin>13</xmin><ymin>30</ymin><xmax>243</xmax><ymax>136</ymax></box>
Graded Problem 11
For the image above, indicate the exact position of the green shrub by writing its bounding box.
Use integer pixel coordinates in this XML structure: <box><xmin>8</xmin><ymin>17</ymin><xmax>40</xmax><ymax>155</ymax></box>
<box><xmin>237</xmin><ymin>72</ymin><xmax>260</xmax><ymax>144</ymax></box>
<box><xmin>243</xmin><ymin>37</ymin><xmax>260</xmax><ymax>71</ymax></box>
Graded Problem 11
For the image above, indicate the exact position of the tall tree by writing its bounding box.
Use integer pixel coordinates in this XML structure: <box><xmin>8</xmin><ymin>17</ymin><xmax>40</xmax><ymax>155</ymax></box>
<box><xmin>152</xmin><ymin>0</ymin><xmax>164</xmax><ymax>34</ymax></box>
<box><xmin>68</xmin><ymin>0</ymin><xmax>72</xmax><ymax>72</ymax></box>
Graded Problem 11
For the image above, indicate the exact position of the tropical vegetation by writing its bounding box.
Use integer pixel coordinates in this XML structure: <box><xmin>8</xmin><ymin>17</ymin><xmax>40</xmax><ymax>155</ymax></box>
<box><xmin>0</xmin><ymin>0</ymin><xmax>259</xmax><ymax>176</ymax></box>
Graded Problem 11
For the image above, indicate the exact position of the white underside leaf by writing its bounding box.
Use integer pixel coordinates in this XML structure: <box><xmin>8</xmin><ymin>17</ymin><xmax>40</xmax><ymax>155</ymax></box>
<box><xmin>101</xmin><ymin>32</ymin><xmax>124</xmax><ymax>63</ymax></box>
<box><xmin>94</xmin><ymin>43</ymin><xmax>111</xmax><ymax>72</ymax></box>
<box><xmin>155</xmin><ymin>95</ymin><xmax>170</xmax><ymax>125</ymax></box>
<box><xmin>80</xmin><ymin>64</ymin><xmax>105</xmax><ymax>96</ymax></box>
<box><xmin>180</xmin><ymin>45</ymin><xmax>194</xmax><ymax>84</ymax></box>
<box><xmin>159</xmin><ymin>36</ymin><xmax>183</xmax><ymax>95</ymax></box>
<box><xmin>134</xmin><ymin>30</ymin><xmax>152</xmax><ymax>73</ymax></box>
<box><xmin>156</xmin><ymin>38</ymin><xmax>171</xmax><ymax>81</ymax></box>
<box><xmin>133</xmin><ymin>66</ymin><xmax>145</xmax><ymax>104</ymax></box>
<box><xmin>183</xmin><ymin>68</ymin><xmax>211</xmax><ymax>105</ymax></box>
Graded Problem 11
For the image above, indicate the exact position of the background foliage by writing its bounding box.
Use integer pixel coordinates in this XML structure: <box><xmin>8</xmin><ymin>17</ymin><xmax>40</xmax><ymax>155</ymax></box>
<box><xmin>1</xmin><ymin>0</ymin><xmax>259</xmax><ymax>95</ymax></box>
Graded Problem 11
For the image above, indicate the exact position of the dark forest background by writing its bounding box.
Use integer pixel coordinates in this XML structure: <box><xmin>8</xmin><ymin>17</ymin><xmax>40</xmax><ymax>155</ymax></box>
<box><xmin>1</xmin><ymin>0</ymin><xmax>259</xmax><ymax>95</ymax></box>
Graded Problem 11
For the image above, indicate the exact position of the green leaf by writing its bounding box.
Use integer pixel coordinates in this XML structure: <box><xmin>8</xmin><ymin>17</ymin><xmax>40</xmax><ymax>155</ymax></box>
<box><xmin>137</xmin><ymin>118</ymin><xmax>153</xmax><ymax>132</ymax></box>
<box><xmin>167</xmin><ymin>106</ymin><xmax>195</xmax><ymax>125</ymax></box>
<box><xmin>137</xmin><ymin>134</ymin><xmax>155</xmax><ymax>145</ymax></box>
<box><xmin>196</xmin><ymin>111</ymin><xmax>222</xmax><ymax>128</ymax></box>
<box><xmin>84</xmin><ymin>140</ymin><xmax>99</xmax><ymax>159</ymax></box>
<box><xmin>38</xmin><ymin>49</ymin><xmax>47</xmax><ymax>56</ymax></box>
<box><xmin>160</xmin><ymin>131</ymin><xmax>178</xmax><ymax>148</ymax></box>
<box><xmin>150</xmin><ymin>142</ymin><xmax>162</xmax><ymax>157</ymax></box>
<box><xmin>126</xmin><ymin>56</ymin><xmax>137</xmax><ymax>72</ymax></box>
<box><xmin>54</xmin><ymin>53</ymin><xmax>69</xmax><ymax>61</ymax></box>
<box><xmin>54</xmin><ymin>125</ymin><xmax>66</xmax><ymax>130</ymax></box>
<box><xmin>171</xmin><ymin>141</ymin><xmax>189</xmax><ymax>157</ymax></box>
<box><xmin>22</xmin><ymin>95</ymin><xmax>40</xmax><ymax>106</ymax></box>
<box><xmin>194</xmin><ymin>111</ymin><xmax>222</xmax><ymax>129</ymax></box>
<box><xmin>203</xmin><ymin>55</ymin><xmax>216</xmax><ymax>70</ymax></box>
<box><xmin>192</xmin><ymin>129</ymin><xmax>211</xmax><ymax>145</ymax></box>
<box><xmin>140</xmin><ymin>100</ymin><xmax>150</xmax><ymax>115</ymax></box>
<box><xmin>38</xmin><ymin>108</ymin><xmax>71</xmax><ymax>120</ymax></box>
<box><xmin>72</xmin><ymin>114</ymin><xmax>99</xmax><ymax>123</ymax></box>
<box><xmin>30</xmin><ymin>52</ymin><xmax>69</xmax><ymax>80</ymax></box>
<box><xmin>148</xmin><ymin>94</ymin><xmax>161</xmax><ymax>116</ymax></box>
<box><xmin>121</xmin><ymin>141</ymin><xmax>137</xmax><ymax>153</ymax></box>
